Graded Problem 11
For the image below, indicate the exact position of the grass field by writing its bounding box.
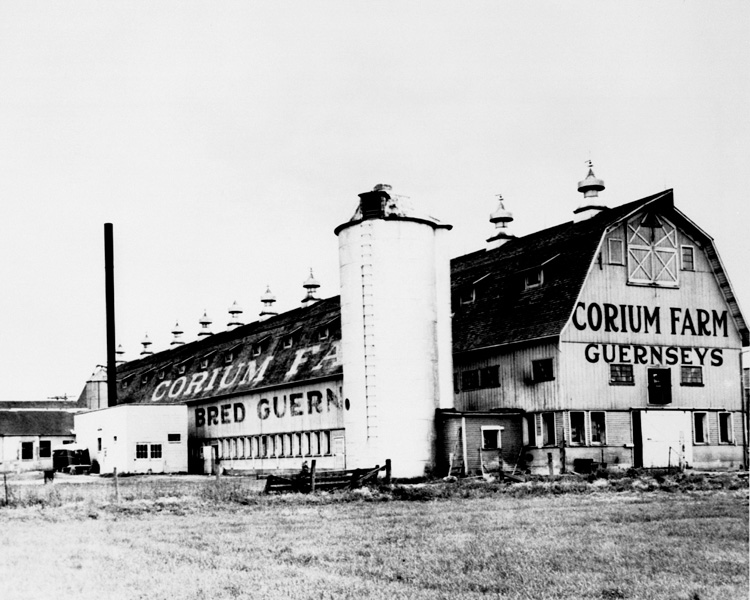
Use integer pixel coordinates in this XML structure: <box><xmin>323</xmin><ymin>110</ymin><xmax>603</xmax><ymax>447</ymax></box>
<box><xmin>0</xmin><ymin>473</ymin><xmax>748</xmax><ymax>600</ymax></box>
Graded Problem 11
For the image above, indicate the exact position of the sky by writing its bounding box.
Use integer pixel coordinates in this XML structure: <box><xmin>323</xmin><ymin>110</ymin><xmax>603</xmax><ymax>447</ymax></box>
<box><xmin>0</xmin><ymin>1</ymin><xmax>748</xmax><ymax>401</ymax></box>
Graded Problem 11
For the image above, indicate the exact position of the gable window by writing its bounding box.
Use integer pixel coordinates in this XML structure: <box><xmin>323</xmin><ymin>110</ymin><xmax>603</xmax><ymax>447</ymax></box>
<box><xmin>525</xmin><ymin>268</ymin><xmax>543</xmax><ymax>289</ymax></box>
<box><xmin>569</xmin><ymin>412</ymin><xmax>586</xmax><ymax>445</ymax></box>
<box><xmin>481</xmin><ymin>427</ymin><xmax>503</xmax><ymax>450</ymax></box>
<box><xmin>627</xmin><ymin>213</ymin><xmax>678</xmax><ymax>286</ymax></box>
<box><xmin>694</xmin><ymin>412</ymin><xmax>708</xmax><ymax>444</ymax></box>
<box><xmin>542</xmin><ymin>413</ymin><xmax>555</xmax><ymax>446</ymax></box>
<box><xmin>681</xmin><ymin>366</ymin><xmax>703</xmax><ymax>386</ymax></box>
<box><xmin>719</xmin><ymin>413</ymin><xmax>733</xmax><ymax>444</ymax></box>
<box><xmin>39</xmin><ymin>440</ymin><xmax>51</xmax><ymax>458</ymax></box>
<box><xmin>648</xmin><ymin>368</ymin><xmax>672</xmax><ymax>404</ymax></box>
<box><xmin>21</xmin><ymin>441</ymin><xmax>33</xmax><ymax>460</ymax></box>
<box><xmin>590</xmin><ymin>412</ymin><xmax>606</xmax><ymax>444</ymax></box>
<box><xmin>610</xmin><ymin>364</ymin><xmax>634</xmax><ymax>385</ymax></box>
<box><xmin>532</xmin><ymin>358</ymin><xmax>554</xmax><ymax>382</ymax></box>
<box><xmin>608</xmin><ymin>238</ymin><xmax>624</xmax><ymax>265</ymax></box>
<box><xmin>681</xmin><ymin>246</ymin><xmax>695</xmax><ymax>271</ymax></box>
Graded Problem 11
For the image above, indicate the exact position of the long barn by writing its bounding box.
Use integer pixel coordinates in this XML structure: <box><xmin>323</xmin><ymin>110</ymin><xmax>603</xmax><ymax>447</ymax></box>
<box><xmin>76</xmin><ymin>172</ymin><xmax>748</xmax><ymax>477</ymax></box>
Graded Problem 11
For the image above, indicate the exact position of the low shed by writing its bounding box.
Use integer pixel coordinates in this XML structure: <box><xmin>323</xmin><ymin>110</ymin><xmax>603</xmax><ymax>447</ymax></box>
<box><xmin>0</xmin><ymin>411</ymin><xmax>75</xmax><ymax>472</ymax></box>
<box><xmin>75</xmin><ymin>404</ymin><xmax>188</xmax><ymax>474</ymax></box>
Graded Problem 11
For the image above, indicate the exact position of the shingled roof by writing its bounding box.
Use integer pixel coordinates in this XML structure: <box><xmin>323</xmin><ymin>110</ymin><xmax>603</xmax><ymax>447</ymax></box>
<box><xmin>451</xmin><ymin>190</ymin><xmax>675</xmax><ymax>353</ymax></box>
<box><xmin>114</xmin><ymin>295</ymin><xmax>343</xmax><ymax>405</ymax></box>
<box><xmin>0</xmin><ymin>411</ymin><xmax>75</xmax><ymax>436</ymax></box>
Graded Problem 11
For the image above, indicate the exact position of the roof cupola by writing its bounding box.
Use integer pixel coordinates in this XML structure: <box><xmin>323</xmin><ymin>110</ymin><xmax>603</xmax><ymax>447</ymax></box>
<box><xmin>259</xmin><ymin>286</ymin><xmax>278</xmax><ymax>320</ymax></box>
<box><xmin>227</xmin><ymin>301</ymin><xmax>244</xmax><ymax>328</ymax></box>
<box><xmin>301</xmin><ymin>269</ymin><xmax>321</xmax><ymax>305</ymax></box>
<box><xmin>575</xmin><ymin>161</ymin><xmax>607</xmax><ymax>221</ymax></box>
<box><xmin>170</xmin><ymin>321</ymin><xmax>185</xmax><ymax>346</ymax></box>
<box><xmin>115</xmin><ymin>344</ymin><xmax>126</xmax><ymax>365</ymax></box>
<box><xmin>197</xmin><ymin>310</ymin><xmax>213</xmax><ymax>338</ymax></box>
<box><xmin>486</xmin><ymin>193</ymin><xmax>516</xmax><ymax>251</ymax></box>
<box><xmin>140</xmin><ymin>333</ymin><xmax>153</xmax><ymax>356</ymax></box>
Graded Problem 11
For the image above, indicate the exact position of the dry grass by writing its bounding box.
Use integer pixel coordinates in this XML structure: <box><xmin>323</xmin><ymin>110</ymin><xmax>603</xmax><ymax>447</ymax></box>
<box><xmin>0</xmin><ymin>474</ymin><xmax>747</xmax><ymax>600</ymax></box>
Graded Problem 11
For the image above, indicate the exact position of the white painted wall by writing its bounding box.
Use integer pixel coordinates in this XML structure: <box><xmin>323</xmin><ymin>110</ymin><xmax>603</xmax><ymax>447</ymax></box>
<box><xmin>75</xmin><ymin>404</ymin><xmax>187</xmax><ymax>474</ymax></box>
<box><xmin>339</xmin><ymin>217</ymin><xmax>453</xmax><ymax>477</ymax></box>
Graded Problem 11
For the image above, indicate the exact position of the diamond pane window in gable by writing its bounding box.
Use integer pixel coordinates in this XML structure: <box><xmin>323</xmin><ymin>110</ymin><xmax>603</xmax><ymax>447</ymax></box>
<box><xmin>627</xmin><ymin>213</ymin><xmax>678</xmax><ymax>287</ymax></box>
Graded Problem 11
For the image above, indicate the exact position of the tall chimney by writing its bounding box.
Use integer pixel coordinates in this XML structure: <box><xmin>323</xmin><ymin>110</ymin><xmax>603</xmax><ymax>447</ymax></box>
<box><xmin>104</xmin><ymin>223</ymin><xmax>117</xmax><ymax>406</ymax></box>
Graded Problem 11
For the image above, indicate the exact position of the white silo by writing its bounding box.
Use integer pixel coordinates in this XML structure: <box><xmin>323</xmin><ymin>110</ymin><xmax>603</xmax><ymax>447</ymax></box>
<box><xmin>335</xmin><ymin>184</ymin><xmax>454</xmax><ymax>478</ymax></box>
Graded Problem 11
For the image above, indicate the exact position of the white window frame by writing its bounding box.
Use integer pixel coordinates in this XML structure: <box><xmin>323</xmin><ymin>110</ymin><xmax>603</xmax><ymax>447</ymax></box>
<box><xmin>627</xmin><ymin>214</ymin><xmax>679</xmax><ymax>287</ymax></box>
<box><xmin>608</xmin><ymin>238</ymin><xmax>624</xmax><ymax>265</ymax></box>
<box><xmin>135</xmin><ymin>443</ymin><xmax>149</xmax><ymax>459</ymax></box>
<box><xmin>680</xmin><ymin>365</ymin><xmax>704</xmax><ymax>387</ymax></box>
<box><xmin>589</xmin><ymin>412</ymin><xmax>607</xmax><ymax>445</ymax></box>
<box><xmin>693</xmin><ymin>412</ymin><xmax>708</xmax><ymax>445</ymax></box>
<box><xmin>568</xmin><ymin>411</ymin><xmax>587</xmax><ymax>445</ymax></box>
<box><xmin>480</xmin><ymin>426</ymin><xmax>504</xmax><ymax>450</ymax></box>
<box><xmin>718</xmin><ymin>412</ymin><xmax>734</xmax><ymax>444</ymax></box>
<box><xmin>681</xmin><ymin>245</ymin><xmax>695</xmax><ymax>271</ymax></box>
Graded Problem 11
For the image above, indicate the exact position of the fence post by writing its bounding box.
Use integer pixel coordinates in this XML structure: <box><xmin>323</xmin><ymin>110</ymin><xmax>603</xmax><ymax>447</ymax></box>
<box><xmin>113</xmin><ymin>467</ymin><xmax>121</xmax><ymax>504</ymax></box>
<box><xmin>310</xmin><ymin>459</ymin><xmax>317</xmax><ymax>493</ymax></box>
<box><xmin>384</xmin><ymin>459</ymin><xmax>391</xmax><ymax>485</ymax></box>
<box><xmin>3</xmin><ymin>473</ymin><xmax>8</xmax><ymax>506</ymax></box>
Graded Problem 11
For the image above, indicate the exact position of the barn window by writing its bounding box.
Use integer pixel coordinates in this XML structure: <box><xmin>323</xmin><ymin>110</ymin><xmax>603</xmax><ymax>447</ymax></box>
<box><xmin>627</xmin><ymin>213</ymin><xmax>678</xmax><ymax>287</ymax></box>
<box><xmin>524</xmin><ymin>268</ymin><xmax>543</xmax><ymax>290</ymax></box>
<box><xmin>322</xmin><ymin>431</ymin><xmax>331</xmax><ymax>456</ymax></box>
<box><xmin>461</xmin><ymin>370</ymin><xmax>480</xmax><ymax>390</ymax></box>
<box><xmin>608</xmin><ymin>238</ymin><xmax>624</xmax><ymax>265</ymax></box>
<box><xmin>541</xmin><ymin>413</ymin><xmax>555</xmax><ymax>446</ymax></box>
<box><xmin>681</xmin><ymin>246</ymin><xmax>695</xmax><ymax>271</ymax></box>
<box><xmin>693</xmin><ymin>413</ymin><xmax>708</xmax><ymax>444</ymax></box>
<box><xmin>21</xmin><ymin>442</ymin><xmax>33</xmax><ymax>460</ymax></box>
<box><xmin>136</xmin><ymin>444</ymin><xmax>148</xmax><ymax>459</ymax></box>
<box><xmin>532</xmin><ymin>359</ymin><xmax>554</xmax><ymax>382</ymax></box>
<box><xmin>569</xmin><ymin>412</ymin><xmax>586</xmax><ymax>445</ymax></box>
<box><xmin>150</xmin><ymin>444</ymin><xmax>162</xmax><ymax>459</ymax></box>
<box><xmin>609</xmin><ymin>364</ymin><xmax>634</xmax><ymax>385</ymax></box>
<box><xmin>681</xmin><ymin>366</ymin><xmax>703</xmax><ymax>386</ymax></box>
<box><xmin>459</xmin><ymin>288</ymin><xmax>476</xmax><ymax>305</ymax></box>
<box><xmin>590</xmin><ymin>412</ymin><xmax>606</xmax><ymax>445</ymax></box>
<box><xmin>719</xmin><ymin>413</ymin><xmax>733</xmax><ymax>444</ymax></box>
<box><xmin>39</xmin><ymin>440</ymin><xmax>51</xmax><ymax>458</ymax></box>
<box><xmin>479</xmin><ymin>366</ymin><xmax>500</xmax><ymax>388</ymax></box>
<box><xmin>481</xmin><ymin>427</ymin><xmax>502</xmax><ymax>450</ymax></box>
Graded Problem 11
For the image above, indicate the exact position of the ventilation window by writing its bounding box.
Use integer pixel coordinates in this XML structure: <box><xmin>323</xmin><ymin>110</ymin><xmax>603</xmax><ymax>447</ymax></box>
<box><xmin>459</xmin><ymin>288</ymin><xmax>476</xmax><ymax>305</ymax></box>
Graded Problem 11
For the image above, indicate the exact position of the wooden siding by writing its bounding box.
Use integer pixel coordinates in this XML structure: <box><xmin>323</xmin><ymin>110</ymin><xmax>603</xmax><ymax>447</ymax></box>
<box><xmin>454</xmin><ymin>341</ymin><xmax>561</xmax><ymax>412</ymax></box>
<box><xmin>559</xmin><ymin>220</ymin><xmax>743</xmax><ymax>413</ymax></box>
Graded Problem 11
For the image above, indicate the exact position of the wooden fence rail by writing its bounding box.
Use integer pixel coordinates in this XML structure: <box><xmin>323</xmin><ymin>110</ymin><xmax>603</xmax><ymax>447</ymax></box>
<box><xmin>264</xmin><ymin>459</ymin><xmax>391</xmax><ymax>494</ymax></box>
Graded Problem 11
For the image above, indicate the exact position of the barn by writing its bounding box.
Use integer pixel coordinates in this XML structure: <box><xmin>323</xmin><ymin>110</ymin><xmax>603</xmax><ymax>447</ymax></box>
<box><xmin>76</xmin><ymin>172</ymin><xmax>748</xmax><ymax>477</ymax></box>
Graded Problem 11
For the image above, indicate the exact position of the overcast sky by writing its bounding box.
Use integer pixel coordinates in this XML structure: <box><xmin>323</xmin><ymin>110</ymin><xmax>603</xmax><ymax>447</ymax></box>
<box><xmin>0</xmin><ymin>1</ymin><xmax>748</xmax><ymax>401</ymax></box>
